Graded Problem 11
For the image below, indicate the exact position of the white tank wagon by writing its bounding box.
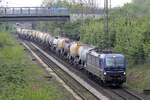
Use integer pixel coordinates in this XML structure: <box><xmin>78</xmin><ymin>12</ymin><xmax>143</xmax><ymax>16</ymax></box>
<box><xmin>40</xmin><ymin>33</ymin><xmax>44</xmax><ymax>43</ymax></box>
<box><xmin>78</xmin><ymin>46</ymin><xmax>94</xmax><ymax>66</ymax></box>
<box><xmin>20</xmin><ymin>28</ymin><xmax>26</xmax><ymax>38</ymax></box>
<box><xmin>37</xmin><ymin>32</ymin><xmax>44</xmax><ymax>43</ymax></box>
<box><xmin>57</xmin><ymin>38</ymin><xmax>69</xmax><ymax>52</ymax></box>
<box><xmin>64</xmin><ymin>40</ymin><xmax>72</xmax><ymax>53</ymax></box>
<box><xmin>70</xmin><ymin>42</ymin><xmax>85</xmax><ymax>57</ymax></box>
<box><xmin>58</xmin><ymin>38</ymin><xmax>69</xmax><ymax>49</ymax></box>
<box><xmin>57</xmin><ymin>38</ymin><xmax>65</xmax><ymax>49</ymax></box>
<box><xmin>30</xmin><ymin>30</ymin><xmax>37</xmax><ymax>41</ymax></box>
<box><xmin>19</xmin><ymin>28</ymin><xmax>23</xmax><ymax>38</ymax></box>
<box><xmin>41</xmin><ymin>33</ymin><xmax>47</xmax><ymax>44</ymax></box>
<box><xmin>35</xmin><ymin>31</ymin><xmax>40</xmax><ymax>41</ymax></box>
<box><xmin>69</xmin><ymin>42</ymin><xmax>85</xmax><ymax>64</ymax></box>
<box><xmin>22</xmin><ymin>29</ymin><xmax>29</xmax><ymax>39</ymax></box>
<box><xmin>49</xmin><ymin>36</ymin><xmax>56</xmax><ymax>47</ymax></box>
<box><xmin>34</xmin><ymin>31</ymin><xmax>40</xmax><ymax>41</ymax></box>
<box><xmin>27</xmin><ymin>30</ymin><xmax>33</xmax><ymax>40</ymax></box>
<box><xmin>26</xmin><ymin>30</ymin><xmax>39</xmax><ymax>42</ymax></box>
<box><xmin>16</xmin><ymin>28</ymin><xmax>23</xmax><ymax>38</ymax></box>
<box><xmin>26</xmin><ymin>29</ymin><xmax>31</xmax><ymax>39</ymax></box>
<box><xmin>24</xmin><ymin>29</ymin><xmax>29</xmax><ymax>39</ymax></box>
<box><xmin>44</xmin><ymin>34</ymin><xmax>51</xmax><ymax>44</ymax></box>
<box><xmin>25</xmin><ymin>29</ymin><xmax>29</xmax><ymax>39</ymax></box>
<box><xmin>52</xmin><ymin>37</ymin><xmax>59</xmax><ymax>49</ymax></box>
<box><xmin>16</xmin><ymin>27</ymin><xmax>21</xmax><ymax>34</ymax></box>
<box><xmin>62</xmin><ymin>40</ymin><xmax>74</xmax><ymax>60</ymax></box>
<box><xmin>29</xmin><ymin>30</ymin><xmax>33</xmax><ymax>40</ymax></box>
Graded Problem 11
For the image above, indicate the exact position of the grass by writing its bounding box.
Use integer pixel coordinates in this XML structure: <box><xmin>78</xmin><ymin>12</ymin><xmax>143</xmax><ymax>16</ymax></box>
<box><xmin>124</xmin><ymin>62</ymin><xmax>150</xmax><ymax>93</ymax></box>
<box><xmin>0</xmin><ymin>30</ymin><xmax>69</xmax><ymax>100</ymax></box>
<box><xmin>22</xmin><ymin>58</ymin><xmax>68</xmax><ymax>100</ymax></box>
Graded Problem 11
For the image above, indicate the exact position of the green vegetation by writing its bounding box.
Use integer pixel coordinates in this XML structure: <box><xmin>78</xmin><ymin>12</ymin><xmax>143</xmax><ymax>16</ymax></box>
<box><xmin>0</xmin><ymin>26</ymin><xmax>69</xmax><ymax>99</ymax></box>
<box><xmin>42</xmin><ymin>0</ymin><xmax>103</xmax><ymax>12</ymax></box>
<box><xmin>125</xmin><ymin>63</ymin><xmax>150</xmax><ymax>92</ymax></box>
<box><xmin>42</xmin><ymin>0</ymin><xmax>81</xmax><ymax>10</ymax></box>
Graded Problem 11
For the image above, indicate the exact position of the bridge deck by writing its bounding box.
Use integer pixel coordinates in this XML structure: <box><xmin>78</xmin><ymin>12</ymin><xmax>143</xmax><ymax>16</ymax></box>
<box><xmin>0</xmin><ymin>7</ymin><xmax>103</xmax><ymax>22</ymax></box>
<box><xmin>0</xmin><ymin>7</ymin><xmax>70</xmax><ymax>22</ymax></box>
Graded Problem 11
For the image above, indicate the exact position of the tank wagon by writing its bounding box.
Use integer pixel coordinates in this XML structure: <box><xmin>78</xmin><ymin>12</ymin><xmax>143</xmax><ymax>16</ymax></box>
<box><xmin>49</xmin><ymin>35</ymin><xmax>56</xmax><ymax>47</ymax></box>
<box><xmin>78</xmin><ymin>46</ymin><xmax>94</xmax><ymax>67</ymax></box>
<box><xmin>45</xmin><ymin>34</ymin><xmax>51</xmax><ymax>45</ymax></box>
<box><xmin>16</xmin><ymin>27</ymin><xmax>126</xmax><ymax>86</ymax></box>
<box><xmin>69</xmin><ymin>42</ymin><xmax>85</xmax><ymax>63</ymax></box>
<box><xmin>52</xmin><ymin>36</ymin><xmax>59</xmax><ymax>50</ymax></box>
<box><xmin>56</xmin><ymin>38</ymin><xmax>69</xmax><ymax>55</ymax></box>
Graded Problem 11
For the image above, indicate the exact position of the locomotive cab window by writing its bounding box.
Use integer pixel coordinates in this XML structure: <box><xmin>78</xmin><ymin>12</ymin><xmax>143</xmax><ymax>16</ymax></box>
<box><xmin>106</xmin><ymin>57</ymin><xmax>124</xmax><ymax>67</ymax></box>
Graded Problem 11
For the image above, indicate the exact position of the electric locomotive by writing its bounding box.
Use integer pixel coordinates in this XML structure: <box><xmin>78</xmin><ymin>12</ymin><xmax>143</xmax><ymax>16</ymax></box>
<box><xmin>86</xmin><ymin>48</ymin><xmax>126</xmax><ymax>86</ymax></box>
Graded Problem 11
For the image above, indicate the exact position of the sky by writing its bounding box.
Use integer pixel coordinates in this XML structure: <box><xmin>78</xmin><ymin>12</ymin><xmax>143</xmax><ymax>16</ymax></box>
<box><xmin>1</xmin><ymin>0</ymin><xmax>132</xmax><ymax>8</ymax></box>
<box><xmin>106</xmin><ymin>0</ymin><xmax>132</xmax><ymax>8</ymax></box>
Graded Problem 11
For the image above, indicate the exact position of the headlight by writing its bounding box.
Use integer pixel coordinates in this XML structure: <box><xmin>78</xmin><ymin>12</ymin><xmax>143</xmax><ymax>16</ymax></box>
<box><xmin>104</xmin><ymin>72</ymin><xmax>107</xmax><ymax>75</ymax></box>
<box><xmin>123</xmin><ymin>72</ymin><xmax>126</xmax><ymax>75</ymax></box>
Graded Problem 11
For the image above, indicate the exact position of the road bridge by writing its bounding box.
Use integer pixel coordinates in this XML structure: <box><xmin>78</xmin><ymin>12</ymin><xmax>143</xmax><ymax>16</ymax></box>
<box><xmin>0</xmin><ymin>7</ymin><xmax>103</xmax><ymax>22</ymax></box>
<box><xmin>0</xmin><ymin>7</ymin><xmax>70</xmax><ymax>22</ymax></box>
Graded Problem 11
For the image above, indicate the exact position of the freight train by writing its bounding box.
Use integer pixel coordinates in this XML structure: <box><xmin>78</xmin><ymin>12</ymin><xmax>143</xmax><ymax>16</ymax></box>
<box><xmin>16</xmin><ymin>27</ymin><xmax>126</xmax><ymax>86</ymax></box>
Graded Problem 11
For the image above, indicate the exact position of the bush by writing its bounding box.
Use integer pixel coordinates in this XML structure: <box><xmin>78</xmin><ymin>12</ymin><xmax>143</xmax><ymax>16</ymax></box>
<box><xmin>0</xmin><ymin>31</ymin><xmax>26</xmax><ymax>98</ymax></box>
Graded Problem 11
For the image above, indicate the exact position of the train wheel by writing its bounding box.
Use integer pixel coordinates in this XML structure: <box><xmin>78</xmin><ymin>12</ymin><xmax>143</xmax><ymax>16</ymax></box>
<box><xmin>100</xmin><ymin>80</ymin><xmax>106</xmax><ymax>87</ymax></box>
<box><xmin>116</xmin><ymin>83</ymin><xmax>123</xmax><ymax>88</ymax></box>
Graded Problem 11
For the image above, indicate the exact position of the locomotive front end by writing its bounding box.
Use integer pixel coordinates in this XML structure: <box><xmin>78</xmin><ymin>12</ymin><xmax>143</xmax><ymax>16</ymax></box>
<box><xmin>103</xmin><ymin>54</ymin><xmax>126</xmax><ymax>85</ymax></box>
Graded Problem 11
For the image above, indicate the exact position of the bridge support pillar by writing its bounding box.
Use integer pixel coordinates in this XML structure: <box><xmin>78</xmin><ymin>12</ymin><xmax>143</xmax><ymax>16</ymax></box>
<box><xmin>32</xmin><ymin>22</ymin><xmax>36</xmax><ymax>30</ymax></box>
<box><xmin>60</xmin><ymin>21</ymin><xmax>65</xmax><ymax>37</ymax></box>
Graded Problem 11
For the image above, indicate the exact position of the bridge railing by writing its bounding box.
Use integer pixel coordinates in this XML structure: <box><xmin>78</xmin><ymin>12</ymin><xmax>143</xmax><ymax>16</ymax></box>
<box><xmin>0</xmin><ymin>7</ymin><xmax>70</xmax><ymax>16</ymax></box>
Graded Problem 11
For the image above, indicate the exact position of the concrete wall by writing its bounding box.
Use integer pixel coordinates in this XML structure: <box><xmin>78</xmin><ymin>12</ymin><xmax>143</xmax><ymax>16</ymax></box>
<box><xmin>70</xmin><ymin>13</ymin><xmax>103</xmax><ymax>21</ymax></box>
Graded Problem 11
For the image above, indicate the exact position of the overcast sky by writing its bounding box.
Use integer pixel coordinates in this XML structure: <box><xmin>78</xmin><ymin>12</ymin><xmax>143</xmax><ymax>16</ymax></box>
<box><xmin>1</xmin><ymin>0</ymin><xmax>132</xmax><ymax>8</ymax></box>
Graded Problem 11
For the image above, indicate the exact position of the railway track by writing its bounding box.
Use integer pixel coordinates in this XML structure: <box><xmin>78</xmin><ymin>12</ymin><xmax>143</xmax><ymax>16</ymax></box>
<box><xmin>109</xmin><ymin>88</ymin><xmax>144</xmax><ymax>100</ymax></box>
<box><xmin>31</xmin><ymin>47</ymin><xmax>88</xmax><ymax>100</ymax></box>
<box><xmin>24</xmin><ymin>41</ymin><xmax>108</xmax><ymax>100</ymax></box>
<box><xmin>18</xmin><ymin>38</ymin><xmax>145</xmax><ymax>100</ymax></box>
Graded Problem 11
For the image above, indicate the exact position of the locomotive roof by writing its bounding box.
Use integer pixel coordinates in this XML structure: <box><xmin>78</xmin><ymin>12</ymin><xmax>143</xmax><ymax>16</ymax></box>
<box><xmin>89</xmin><ymin>51</ymin><xmax>124</xmax><ymax>58</ymax></box>
<box><xmin>88</xmin><ymin>47</ymin><xmax>124</xmax><ymax>58</ymax></box>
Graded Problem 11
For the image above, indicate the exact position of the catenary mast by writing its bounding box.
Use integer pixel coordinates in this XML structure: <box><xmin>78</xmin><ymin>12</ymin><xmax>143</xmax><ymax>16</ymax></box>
<box><xmin>104</xmin><ymin>0</ymin><xmax>109</xmax><ymax>48</ymax></box>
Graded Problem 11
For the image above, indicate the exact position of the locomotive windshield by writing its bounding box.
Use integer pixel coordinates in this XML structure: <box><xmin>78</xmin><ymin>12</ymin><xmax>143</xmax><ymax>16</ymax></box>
<box><xmin>106</xmin><ymin>57</ymin><xmax>124</xmax><ymax>67</ymax></box>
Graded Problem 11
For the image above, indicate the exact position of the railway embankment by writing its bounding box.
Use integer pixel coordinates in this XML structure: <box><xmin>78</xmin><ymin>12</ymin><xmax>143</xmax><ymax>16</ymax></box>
<box><xmin>125</xmin><ymin>63</ymin><xmax>150</xmax><ymax>94</ymax></box>
<box><xmin>0</xmin><ymin>31</ymin><xmax>76</xmax><ymax>100</ymax></box>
